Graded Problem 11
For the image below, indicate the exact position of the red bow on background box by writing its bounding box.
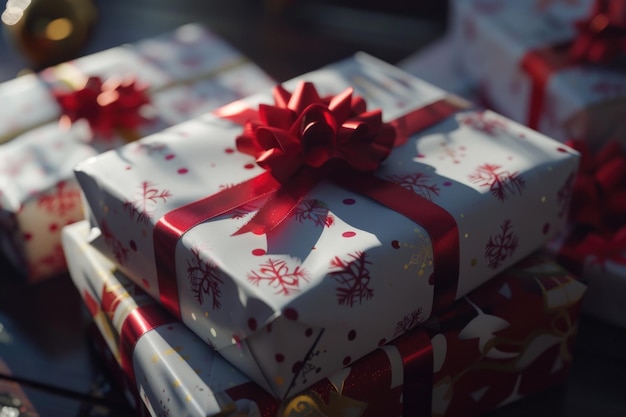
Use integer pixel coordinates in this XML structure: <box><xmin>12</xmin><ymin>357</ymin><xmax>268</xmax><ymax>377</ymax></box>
<box><xmin>570</xmin><ymin>0</ymin><xmax>626</xmax><ymax>64</ymax></box>
<box><xmin>557</xmin><ymin>139</ymin><xmax>626</xmax><ymax>271</ymax></box>
<box><xmin>54</xmin><ymin>75</ymin><xmax>151</xmax><ymax>139</ymax></box>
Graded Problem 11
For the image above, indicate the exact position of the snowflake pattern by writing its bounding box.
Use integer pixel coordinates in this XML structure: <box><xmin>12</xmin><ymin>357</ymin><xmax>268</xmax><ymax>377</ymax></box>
<box><xmin>438</xmin><ymin>142</ymin><xmax>467</xmax><ymax>164</ymax></box>
<box><xmin>37</xmin><ymin>181</ymin><xmax>82</xmax><ymax>216</ymax></box>
<box><xmin>557</xmin><ymin>172</ymin><xmax>574</xmax><ymax>218</ymax></box>
<box><xmin>101</xmin><ymin>220</ymin><xmax>129</xmax><ymax>265</ymax></box>
<box><xmin>123</xmin><ymin>181</ymin><xmax>172</xmax><ymax>223</ymax></box>
<box><xmin>328</xmin><ymin>251</ymin><xmax>374</xmax><ymax>307</ymax></box>
<box><xmin>387</xmin><ymin>172</ymin><xmax>441</xmax><ymax>200</ymax></box>
<box><xmin>591</xmin><ymin>80</ymin><xmax>626</xmax><ymax>99</ymax></box>
<box><xmin>132</xmin><ymin>141</ymin><xmax>168</xmax><ymax>155</ymax></box>
<box><xmin>293</xmin><ymin>199</ymin><xmax>334</xmax><ymax>227</ymax></box>
<box><xmin>187</xmin><ymin>247</ymin><xmax>223</xmax><ymax>310</ymax></box>
<box><xmin>394</xmin><ymin>307</ymin><xmax>424</xmax><ymax>336</ymax></box>
<box><xmin>485</xmin><ymin>219</ymin><xmax>519</xmax><ymax>269</ymax></box>
<box><xmin>247</xmin><ymin>258</ymin><xmax>309</xmax><ymax>295</ymax></box>
<box><xmin>468</xmin><ymin>164</ymin><xmax>525</xmax><ymax>201</ymax></box>
<box><xmin>459</xmin><ymin>112</ymin><xmax>507</xmax><ymax>136</ymax></box>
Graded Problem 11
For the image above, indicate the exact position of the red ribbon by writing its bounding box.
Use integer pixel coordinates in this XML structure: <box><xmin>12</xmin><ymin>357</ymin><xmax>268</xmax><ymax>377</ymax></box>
<box><xmin>154</xmin><ymin>82</ymin><xmax>464</xmax><ymax>319</ymax></box>
<box><xmin>521</xmin><ymin>0</ymin><xmax>626</xmax><ymax>130</ymax></box>
<box><xmin>96</xmin><ymin>280</ymin><xmax>175</xmax><ymax>384</ymax></box>
<box><xmin>54</xmin><ymin>76</ymin><xmax>151</xmax><ymax>139</ymax></box>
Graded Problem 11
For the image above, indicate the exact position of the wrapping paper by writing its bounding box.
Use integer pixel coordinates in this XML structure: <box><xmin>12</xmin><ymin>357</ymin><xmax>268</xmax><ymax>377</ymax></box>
<box><xmin>546</xmin><ymin>140</ymin><xmax>626</xmax><ymax>329</ymax></box>
<box><xmin>74</xmin><ymin>52</ymin><xmax>580</xmax><ymax>397</ymax></box>
<box><xmin>451</xmin><ymin>0</ymin><xmax>626</xmax><ymax>149</ymax></box>
<box><xmin>0</xmin><ymin>23</ymin><xmax>274</xmax><ymax>282</ymax></box>
<box><xmin>63</xmin><ymin>220</ymin><xmax>587</xmax><ymax>417</ymax></box>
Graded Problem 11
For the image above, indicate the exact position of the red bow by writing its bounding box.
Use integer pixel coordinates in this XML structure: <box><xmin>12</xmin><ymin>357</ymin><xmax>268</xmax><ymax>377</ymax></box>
<box><xmin>236</xmin><ymin>82</ymin><xmax>396</xmax><ymax>182</ymax></box>
<box><xmin>558</xmin><ymin>139</ymin><xmax>626</xmax><ymax>270</ymax></box>
<box><xmin>570</xmin><ymin>0</ymin><xmax>626</xmax><ymax>64</ymax></box>
<box><xmin>54</xmin><ymin>76</ymin><xmax>151</xmax><ymax>139</ymax></box>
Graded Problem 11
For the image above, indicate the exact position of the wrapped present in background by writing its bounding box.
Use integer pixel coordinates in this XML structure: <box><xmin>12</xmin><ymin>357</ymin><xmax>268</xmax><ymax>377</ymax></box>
<box><xmin>63</xmin><ymin>220</ymin><xmax>586</xmax><ymax>417</ymax></box>
<box><xmin>451</xmin><ymin>0</ymin><xmax>626</xmax><ymax>149</ymax></box>
<box><xmin>546</xmin><ymin>139</ymin><xmax>626</xmax><ymax>329</ymax></box>
<box><xmin>73</xmin><ymin>52</ymin><xmax>580</xmax><ymax>397</ymax></box>
<box><xmin>0</xmin><ymin>23</ymin><xmax>274</xmax><ymax>283</ymax></box>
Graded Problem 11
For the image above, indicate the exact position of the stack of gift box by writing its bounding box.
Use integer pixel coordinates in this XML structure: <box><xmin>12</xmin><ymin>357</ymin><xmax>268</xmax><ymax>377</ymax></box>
<box><xmin>4</xmin><ymin>0</ymin><xmax>626</xmax><ymax>414</ymax></box>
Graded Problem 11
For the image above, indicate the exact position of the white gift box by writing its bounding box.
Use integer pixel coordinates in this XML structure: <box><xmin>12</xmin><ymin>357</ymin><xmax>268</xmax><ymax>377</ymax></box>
<box><xmin>74</xmin><ymin>52</ymin><xmax>579</xmax><ymax>398</ymax></box>
<box><xmin>0</xmin><ymin>23</ymin><xmax>274</xmax><ymax>282</ymax></box>
<box><xmin>451</xmin><ymin>0</ymin><xmax>626</xmax><ymax>149</ymax></box>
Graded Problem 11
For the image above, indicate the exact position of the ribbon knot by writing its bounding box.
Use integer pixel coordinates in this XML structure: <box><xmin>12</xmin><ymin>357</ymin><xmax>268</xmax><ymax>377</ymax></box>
<box><xmin>54</xmin><ymin>75</ymin><xmax>151</xmax><ymax>139</ymax></box>
<box><xmin>236</xmin><ymin>82</ymin><xmax>395</xmax><ymax>183</ymax></box>
<box><xmin>570</xmin><ymin>0</ymin><xmax>626</xmax><ymax>64</ymax></box>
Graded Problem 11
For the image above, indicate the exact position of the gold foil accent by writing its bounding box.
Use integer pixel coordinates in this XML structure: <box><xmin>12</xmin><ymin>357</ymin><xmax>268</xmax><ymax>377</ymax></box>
<box><xmin>278</xmin><ymin>391</ymin><xmax>368</xmax><ymax>417</ymax></box>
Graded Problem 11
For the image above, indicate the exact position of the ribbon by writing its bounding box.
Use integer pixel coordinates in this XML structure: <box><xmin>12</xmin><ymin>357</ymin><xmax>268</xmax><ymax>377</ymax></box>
<box><xmin>154</xmin><ymin>82</ymin><xmax>465</xmax><ymax>319</ymax></box>
<box><xmin>95</xmin><ymin>276</ymin><xmax>176</xmax><ymax>384</ymax></box>
<box><xmin>520</xmin><ymin>0</ymin><xmax>626</xmax><ymax>130</ymax></box>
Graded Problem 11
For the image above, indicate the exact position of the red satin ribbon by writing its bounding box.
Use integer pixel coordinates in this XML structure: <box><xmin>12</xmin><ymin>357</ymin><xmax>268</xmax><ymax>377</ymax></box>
<box><xmin>521</xmin><ymin>0</ymin><xmax>626</xmax><ymax>130</ymax></box>
<box><xmin>96</xmin><ymin>279</ymin><xmax>176</xmax><ymax>384</ymax></box>
<box><xmin>154</xmin><ymin>83</ymin><xmax>463</xmax><ymax>320</ymax></box>
<box><xmin>394</xmin><ymin>328</ymin><xmax>434</xmax><ymax>417</ymax></box>
<box><xmin>54</xmin><ymin>75</ymin><xmax>150</xmax><ymax>138</ymax></box>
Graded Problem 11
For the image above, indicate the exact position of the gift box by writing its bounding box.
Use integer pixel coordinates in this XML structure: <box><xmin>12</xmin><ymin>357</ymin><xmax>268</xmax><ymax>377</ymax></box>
<box><xmin>451</xmin><ymin>0</ymin><xmax>626</xmax><ymax>149</ymax></box>
<box><xmin>62</xmin><ymin>220</ymin><xmax>587</xmax><ymax>417</ymax></box>
<box><xmin>73</xmin><ymin>52</ymin><xmax>580</xmax><ymax>397</ymax></box>
<box><xmin>546</xmin><ymin>139</ymin><xmax>626</xmax><ymax>329</ymax></box>
<box><xmin>0</xmin><ymin>23</ymin><xmax>274</xmax><ymax>283</ymax></box>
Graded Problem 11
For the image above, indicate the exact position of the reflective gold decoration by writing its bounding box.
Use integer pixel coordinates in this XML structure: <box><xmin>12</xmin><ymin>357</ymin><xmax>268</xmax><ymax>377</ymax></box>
<box><xmin>2</xmin><ymin>0</ymin><xmax>97</xmax><ymax>69</ymax></box>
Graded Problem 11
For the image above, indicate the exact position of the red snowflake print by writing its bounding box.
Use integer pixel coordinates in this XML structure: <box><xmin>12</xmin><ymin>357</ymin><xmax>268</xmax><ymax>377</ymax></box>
<box><xmin>557</xmin><ymin>172</ymin><xmax>574</xmax><ymax>218</ymax></box>
<box><xmin>485</xmin><ymin>219</ymin><xmax>518</xmax><ymax>269</ymax></box>
<box><xmin>328</xmin><ymin>251</ymin><xmax>374</xmax><ymax>307</ymax></box>
<box><xmin>123</xmin><ymin>181</ymin><xmax>172</xmax><ymax>223</ymax></box>
<box><xmin>187</xmin><ymin>247</ymin><xmax>223</xmax><ymax>310</ymax></box>
<box><xmin>536</xmin><ymin>0</ymin><xmax>580</xmax><ymax>11</ymax></box>
<box><xmin>439</xmin><ymin>142</ymin><xmax>467</xmax><ymax>164</ymax></box>
<box><xmin>247</xmin><ymin>258</ymin><xmax>309</xmax><ymax>295</ymax></box>
<box><xmin>230</xmin><ymin>203</ymin><xmax>258</xmax><ymax>220</ymax></box>
<box><xmin>293</xmin><ymin>199</ymin><xmax>334</xmax><ymax>227</ymax></box>
<box><xmin>459</xmin><ymin>112</ymin><xmax>507</xmax><ymax>135</ymax></box>
<box><xmin>387</xmin><ymin>172</ymin><xmax>440</xmax><ymax>200</ymax></box>
<box><xmin>591</xmin><ymin>81</ymin><xmax>626</xmax><ymax>99</ymax></box>
<box><xmin>33</xmin><ymin>244</ymin><xmax>66</xmax><ymax>274</ymax></box>
<box><xmin>0</xmin><ymin>153</ymin><xmax>32</xmax><ymax>176</ymax></box>
<box><xmin>101</xmin><ymin>219</ymin><xmax>129</xmax><ymax>265</ymax></box>
<box><xmin>132</xmin><ymin>141</ymin><xmax>168</xmax><ymax>155</ymax></box>
<box><xmin>468</xmin><ymin>164</ymin><xmax>525</xmax><ymax>201</ymax></box>
<box><xmin>37</xmin><ymin>181</ymin><xmax>82</xmax><ymax>216</ymax></box>
<box><xmin>394</xmin><ymin>307</ymin><xmax>424</xmax><ymax>336</ymax></box>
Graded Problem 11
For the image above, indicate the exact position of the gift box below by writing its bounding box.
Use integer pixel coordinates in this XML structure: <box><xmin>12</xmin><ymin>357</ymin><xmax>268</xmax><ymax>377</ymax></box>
<box><xmin>451</xmin><ymin>0</ymin><xmax>626</xmax><ymax>150</ymax></box>
<box><xmin>63</xmin><ymin>220</ymin><xmax>586</xmax><ymax>417</ymax></box>
<box><xmin>0</xmin><ymin>23</ymin><xmax>274</xmax><ymax>283</ymax></box>
<box><xmin>74</xmin><ymin>51</ymin><xmax>580</xmax><ymax>397</ymax></box>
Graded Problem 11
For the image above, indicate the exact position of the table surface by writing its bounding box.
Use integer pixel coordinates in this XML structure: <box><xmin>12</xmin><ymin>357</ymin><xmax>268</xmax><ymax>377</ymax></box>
<box><xmin>0</xmin><ymin>1</ymin><xmax>625</xmax><ymax>416</ymax></box>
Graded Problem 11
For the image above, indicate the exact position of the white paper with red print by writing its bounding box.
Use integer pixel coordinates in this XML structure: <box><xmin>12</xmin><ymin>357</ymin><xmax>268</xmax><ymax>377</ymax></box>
<box><xmin>451</xmin><ymin>0</ymin><xmax>626</xmax><ymax>148</ymax></box>
<box><xmin>0</xmin><ymin>23</ymin><xmax>274</xmax><ymax>282</ymax></box>
<box><xmin>75</xmin><ymin>53</ymin><xmax>579</xmax><ymax>398</ymax></box>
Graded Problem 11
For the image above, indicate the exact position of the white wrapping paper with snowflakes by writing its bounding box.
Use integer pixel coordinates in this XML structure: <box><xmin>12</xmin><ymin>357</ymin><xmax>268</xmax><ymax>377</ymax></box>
<box><xmin>451</xmin><ymin>0</ymin><xmax>626</xmax><ymax>149</ymax></box>
<box><xmin>74</xmin><ymin>52</ymin><xmax>580</xmax><ymax>398</ymax></box>
<box><xmin>63</xmin><ymin>220</ymin><xmax>586</xmax><ymax>417</ymax></box>
<box><xmin>0</xmin><ymin>23</ymin><xmax>274</xmax><ymax>282</ymax></box>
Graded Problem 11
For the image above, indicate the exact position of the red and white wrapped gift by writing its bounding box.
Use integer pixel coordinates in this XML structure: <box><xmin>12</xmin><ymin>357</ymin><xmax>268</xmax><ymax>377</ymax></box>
<box><xmin>74</xmin><ymin>52</ymin><xmax>580</xmax><ymax>398</ymax></box>
<box><xmin>547</xmin><ymin>139</ymin><xmax>626</xmax><ymax>329</ymax></box>
<box><xmin>451</xmin><ymin>0</ymin><xmax>626</xmax><ymax>149</ymax></box>
<box><xmin>0</xmin><ymin>23</ymin><xmax>274</xmax><ymax>283</ymax></box>
<box><xmin>63</xmin><ymin>220</ymin><xmax>586</xmax><ymax>417</ymax></box>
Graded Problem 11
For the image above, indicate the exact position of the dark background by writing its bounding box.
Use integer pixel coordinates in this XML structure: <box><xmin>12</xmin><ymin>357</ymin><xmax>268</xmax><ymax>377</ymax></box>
<box><xmin>0</xmin><ymin>1</ymin><xmax>625</xmax><ymax>416</ymax></box>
